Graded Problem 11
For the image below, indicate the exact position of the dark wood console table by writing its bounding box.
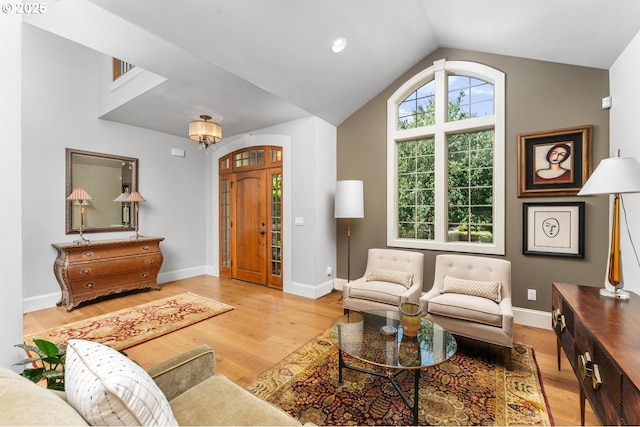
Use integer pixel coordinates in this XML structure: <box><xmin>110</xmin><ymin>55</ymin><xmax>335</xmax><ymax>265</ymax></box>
<box><xmin>552</xmin><ymin>282</ymin><xmax>640</xmax><ymax>425</ymax></box>
<box><xmin>52</xmin><ymin>237</ymin><xmax>164</xmax><ymax>311</ymax></box>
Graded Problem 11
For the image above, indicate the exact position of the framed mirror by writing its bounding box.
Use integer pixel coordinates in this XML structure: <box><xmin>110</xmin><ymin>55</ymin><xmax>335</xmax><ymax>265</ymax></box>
<box><xmin>66</xmin><ymin>148</ymin><xmax>139</xmax><ymax>235</ymax></box>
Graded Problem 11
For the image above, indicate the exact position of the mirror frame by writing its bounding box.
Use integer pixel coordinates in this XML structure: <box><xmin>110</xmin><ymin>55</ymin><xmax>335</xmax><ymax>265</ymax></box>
<box><xmin>65</xmin><ymin>148</ymin><xmax>139</xmax><ymax>235</ymax></box>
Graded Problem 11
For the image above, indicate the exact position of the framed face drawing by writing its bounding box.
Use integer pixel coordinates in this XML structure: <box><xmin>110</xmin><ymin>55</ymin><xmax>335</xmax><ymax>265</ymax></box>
<box><xmin>522</xmin><ymin>202</ymin><xmax>585</xmax><ymax>258</ymax></box>
<box><xmin>517</xmin><ymin>125</ymin><xmax>592</xmax><ymax>197</ymax></box>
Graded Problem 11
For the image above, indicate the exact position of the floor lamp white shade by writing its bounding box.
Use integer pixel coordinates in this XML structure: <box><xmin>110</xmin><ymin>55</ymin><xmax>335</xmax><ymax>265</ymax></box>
<box><xmin>335</xmin><ymin>180</ymin><xmax>364</xmax><ymax>219</ymax></box>
<box><xmin>578</xmin><ymin>156</ymin><xmax>640</xmax><ymax>299</ymax></box>
<box><xmin>335</xmin><ymin>180</ymin><xmax>364</xmax><ymax>283</ymax></box>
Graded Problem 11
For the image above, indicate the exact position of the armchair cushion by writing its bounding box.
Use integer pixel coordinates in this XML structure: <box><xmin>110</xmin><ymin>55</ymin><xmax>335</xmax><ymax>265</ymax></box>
<box><xmin>427</xmin><ymin>293</ymin><xmax>503</xmax><ymax>327</ymax></box>
<box><xmin>65</xmin><ymin>339</ymin><xmax>177</xmax><ymax>426</ymax></box>
<box><xmin>366</xmin><ymin>268</ymin><xmax>413</xmax><ymax>288</ymax></box>
<box><xmin>440</xmin><ymin>275</ymin><xmax>502</xmax><ymax>302</ymax></box>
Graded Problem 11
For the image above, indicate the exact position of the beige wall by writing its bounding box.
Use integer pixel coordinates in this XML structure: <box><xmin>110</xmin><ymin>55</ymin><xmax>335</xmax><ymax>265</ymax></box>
<box><xmin>337</xmin><ymin>48</ymin><xmax>610</xmax><ymax>311</ymax></box>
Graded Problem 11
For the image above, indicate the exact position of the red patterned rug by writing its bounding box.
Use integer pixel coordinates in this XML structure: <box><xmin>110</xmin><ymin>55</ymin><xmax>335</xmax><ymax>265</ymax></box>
<box><xmin>247</xmin><ymin>329</ymin><xmax>553</xmax><ymax>426</ymax></box>
<box><xmin>24</xmin><ymin>293</ymin><xmax>234</xmax><ymax>350</ymax></box>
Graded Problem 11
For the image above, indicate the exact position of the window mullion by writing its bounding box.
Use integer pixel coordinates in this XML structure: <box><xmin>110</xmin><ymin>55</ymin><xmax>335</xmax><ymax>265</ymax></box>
<box><xmin>433</xmin><ymin>64</ymin><xmax>447</xmax><ymax>243</ymax></box>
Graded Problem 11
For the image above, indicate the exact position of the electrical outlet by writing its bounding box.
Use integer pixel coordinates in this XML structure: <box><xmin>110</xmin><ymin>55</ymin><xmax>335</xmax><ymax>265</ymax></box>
<box><xmin>527</xmin><ymin>289</ymin><xmax>537</xmax><ymax>301</ymax></box>
<box><xmin>326</xmin><ymin>267</ymin><xmax>333</xmax><ymax>276</ymax></box>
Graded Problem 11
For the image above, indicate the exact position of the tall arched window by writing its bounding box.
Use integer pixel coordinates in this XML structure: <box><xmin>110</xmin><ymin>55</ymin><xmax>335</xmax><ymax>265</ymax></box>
<box><xmin>387</xmin><ymin>59</ymin><xmax>505</xmax><ymax>254</ymax></box>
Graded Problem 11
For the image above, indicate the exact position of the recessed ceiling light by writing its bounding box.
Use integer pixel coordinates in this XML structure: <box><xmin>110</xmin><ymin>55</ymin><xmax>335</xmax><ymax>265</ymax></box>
<box><xmin>332</xmin><ymin>37</ymin><xmax>347</xmax><ymax>53</ymax></box>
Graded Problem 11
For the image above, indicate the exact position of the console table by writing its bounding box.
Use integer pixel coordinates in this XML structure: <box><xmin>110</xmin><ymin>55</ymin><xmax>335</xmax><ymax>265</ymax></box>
<box><xmin>552</xmin><ymin>282</ymin><xmax>640</xmax><ymax>425</ymax></box>
<box><xmin>52</xmin><ymin>237</ymin><xmax>164</xmax><ymax>311</ymax></box>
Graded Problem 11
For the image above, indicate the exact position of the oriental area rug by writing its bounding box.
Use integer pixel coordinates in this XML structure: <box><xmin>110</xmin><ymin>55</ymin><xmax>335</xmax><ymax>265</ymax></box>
<box><xmin>24</xmin><ymin>293</ymin><xmax>234</xmax><ymax>351</ymax></box>
<box><xmin>246</xmin><ymin>329</ymin><xmax>553</xmax><ymax>426</ymax></box>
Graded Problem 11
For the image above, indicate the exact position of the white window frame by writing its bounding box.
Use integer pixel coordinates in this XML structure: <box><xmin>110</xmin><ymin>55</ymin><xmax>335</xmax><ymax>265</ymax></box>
<box><xmin>386</xmin><ymin>59</ymin><xmax>505</xmax><ymax>255</ymax></box>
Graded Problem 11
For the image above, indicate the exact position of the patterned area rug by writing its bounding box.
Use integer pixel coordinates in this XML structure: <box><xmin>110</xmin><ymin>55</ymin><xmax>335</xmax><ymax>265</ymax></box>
<box><xmin>24</xmin><ymin>293</ymin><xmax>234</xmax><ymax>350</ymax></box>
<box><xmin>247</xmin><ymin>329</ymin><xmax>553</xmax><ymax>426</ymax></box>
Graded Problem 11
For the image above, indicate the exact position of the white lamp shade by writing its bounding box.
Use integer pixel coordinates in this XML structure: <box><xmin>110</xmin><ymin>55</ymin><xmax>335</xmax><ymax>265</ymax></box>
<box><xmin>113</xmin><ymin>191</ymin><xmax>130</xmax><ymax>202</ymax></box>
<box><xmin>335</xmin><ymin>180</ymin><xmax>364</xmax><ymax>218</ymax></box>
<box><xmin>578</xmin><ymin>157</ymin><xmax>640</xmax><ymax>195</ymax></box>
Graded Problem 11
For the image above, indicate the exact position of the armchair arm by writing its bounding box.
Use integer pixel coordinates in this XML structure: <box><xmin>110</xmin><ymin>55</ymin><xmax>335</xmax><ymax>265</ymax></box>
<box><xmin>146</xmin><ymin>344</ymin><xmax>216</xmax><ymax>401</ymax></box>
<box><xmin>419</xmin><ymin>287</ymin><xmax>440</xmax><ymax>314</ymax></box>
<box><xmin>401</xmin><ymin>281</ymin><xmax>423</xmax><ymax>305</ymax></box>
<box><xmin>499</xmin><ymin>298</ymin><xmax>514</xmax><ymax>338</ymax></box>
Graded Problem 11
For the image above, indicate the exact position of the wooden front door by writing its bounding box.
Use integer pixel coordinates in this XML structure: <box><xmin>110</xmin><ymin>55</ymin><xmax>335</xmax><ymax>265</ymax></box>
<box><xmin>232</xmin><ymin>169</ymin><xmax>268</xmax><ymax>284</ymax></box>
<box><xmin>219</xmin><ymin>146</ymin><xmax>283</xmax><ymax>289</ymax></box>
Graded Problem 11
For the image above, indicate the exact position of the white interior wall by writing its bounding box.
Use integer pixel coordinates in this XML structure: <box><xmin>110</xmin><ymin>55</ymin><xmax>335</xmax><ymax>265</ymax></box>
<box><xmin>21</xmin><ymin>25</ymin><xmax>208</xmax><ymax>311</ymax></box>
<box><xmin>0</xmin><ymin>12</ymin><xmax>24</xmax><ymax>368</ymax></box>
<box><xmin>609</xmin><ymin>30</ymin><xmax>640</xmax><ymax>295</ymax></box>
<box><xmin>207</xmin><ymin>117</ymin><xmax>337</xmax><ymax>299</ymax></box>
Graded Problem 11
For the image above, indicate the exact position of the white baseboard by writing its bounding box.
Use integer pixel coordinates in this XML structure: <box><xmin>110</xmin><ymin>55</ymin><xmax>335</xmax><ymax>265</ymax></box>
<box><xmin>513</xmin><ymin>307</ymin><xmax>551</xmax><ymax>330</ymax></box>
<box><xmin>157</xmin><ymin>266</ymin><xmax>207</xmax><ymax>284</ymax></box>
<box><xmin>288</xmin><ymin>279</ymin><xmax>334</xmax><ymax>299</ymax></box>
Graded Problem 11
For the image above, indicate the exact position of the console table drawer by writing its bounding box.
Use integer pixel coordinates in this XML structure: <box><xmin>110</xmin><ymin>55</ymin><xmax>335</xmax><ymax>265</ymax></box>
<box><xmin>52</xmin><ymin>237</ymin><xmax>164</xmax><ymax>310</ymax></box>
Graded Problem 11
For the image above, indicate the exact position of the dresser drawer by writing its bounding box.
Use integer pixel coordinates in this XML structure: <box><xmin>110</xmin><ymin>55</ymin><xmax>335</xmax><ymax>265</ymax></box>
<box><xmin>68</xmin><ymin>269</ymin><xmax>159</xmax><ymax>295</ymax></box>
<box><xmin>66</xmin><ymin>241</ymin><xmax>160</xmax><ymax>263</ymax></box>
<box><xmin>66</xmin><ymin>254</ymin><xmax>162</xmax><ymax>280</ymax></box>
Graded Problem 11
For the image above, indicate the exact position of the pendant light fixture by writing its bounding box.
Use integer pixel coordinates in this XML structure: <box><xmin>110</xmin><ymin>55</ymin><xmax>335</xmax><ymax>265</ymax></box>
<box><xmin>189</xmin><ymin>114</ymin><xmax>222</xmax><ymax>150</ymax></box>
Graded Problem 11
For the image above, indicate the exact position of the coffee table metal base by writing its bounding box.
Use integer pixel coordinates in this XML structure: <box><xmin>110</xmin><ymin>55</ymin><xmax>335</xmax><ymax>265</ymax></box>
<box><xmin>337</xmin><ymin>348</ymin><xmax>421</xmax><ymax>425</ymax></box>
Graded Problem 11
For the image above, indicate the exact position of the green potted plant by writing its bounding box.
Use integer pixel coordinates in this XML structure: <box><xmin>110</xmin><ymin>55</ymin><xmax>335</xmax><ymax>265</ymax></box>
<box><xmin>14</xmin><ymin>338</ymin><xmax>66</xmax><ymax>391</ymax></box>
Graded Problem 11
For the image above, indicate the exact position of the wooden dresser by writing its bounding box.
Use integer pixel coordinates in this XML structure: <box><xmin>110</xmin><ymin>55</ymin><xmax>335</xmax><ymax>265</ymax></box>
<box><xmin>52</xmin><ymin>237</ymin><xmax>164</xmax><ymax>311</ymax></box>
<box><xmin>552</xmin><ymin>282</ymin><xmax>640</xmax><ymax>425</ymax></box>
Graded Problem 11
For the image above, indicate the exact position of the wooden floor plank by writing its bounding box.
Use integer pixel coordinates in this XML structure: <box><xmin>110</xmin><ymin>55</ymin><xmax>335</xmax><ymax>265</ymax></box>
<box><xmin>23</xmin><ymin>276</ymin><xmax>600</xmax><ymax>425</ymax></box>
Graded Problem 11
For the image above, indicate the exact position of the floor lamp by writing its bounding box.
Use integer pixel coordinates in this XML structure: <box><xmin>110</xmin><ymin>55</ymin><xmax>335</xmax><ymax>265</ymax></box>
<box><xmin>335</xmin><ymin>180</ymin><xmax>364</xmax><ymax>283</ymax></box>
<box><xmin>578</xmin><ymin>154</ymin><xmax>640</xmax><ymax>299</ymax></box>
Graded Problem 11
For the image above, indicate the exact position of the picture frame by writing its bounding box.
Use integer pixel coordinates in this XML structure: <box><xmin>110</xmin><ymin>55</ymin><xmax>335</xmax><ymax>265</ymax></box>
<box><xmin>517</xmin><ymin>125</ymin><xmax>592</xmax><ymax>197</ymax></box>
<box><xmin>522</xmin><ymin>202</ymin><xmax>585</xmax><ymax>258</ymax></box>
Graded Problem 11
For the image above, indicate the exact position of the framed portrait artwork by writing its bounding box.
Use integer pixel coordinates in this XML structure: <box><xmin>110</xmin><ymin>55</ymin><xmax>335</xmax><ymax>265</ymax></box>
<box><xmin>522</xmin><ymin>202</ymin><xmax>585</xmax><ymax>258</ymax></box>
<box><xmin>517</xmin><ymin>125</ymin><xmax>592</xmax><ymax>197</ymax></box>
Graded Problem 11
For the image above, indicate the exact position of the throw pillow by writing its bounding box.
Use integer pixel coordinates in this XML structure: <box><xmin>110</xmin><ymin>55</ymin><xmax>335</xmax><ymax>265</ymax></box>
<box><xmin>440</xmin><ymin>275</ymin><xmax>502</xmax><ymax>303</ymax></box>
<box><xmin>366</xmin><ymin>268</ymin><xmax>413</xmax><ymax>288</ymax></box>
<box><xmin>65</xmin><ymin>339</ymin><xmax>178</xmax><ymax>426</ymax></box>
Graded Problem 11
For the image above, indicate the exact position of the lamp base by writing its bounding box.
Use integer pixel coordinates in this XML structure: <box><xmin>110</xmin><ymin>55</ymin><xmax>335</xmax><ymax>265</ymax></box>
<box><xmin>599</xmin><ymin>287</ymin><xmax>630</xmax><ymax>300</ymax></box>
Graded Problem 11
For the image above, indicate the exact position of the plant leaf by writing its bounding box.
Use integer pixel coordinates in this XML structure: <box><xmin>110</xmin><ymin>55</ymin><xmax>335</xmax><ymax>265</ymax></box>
<box><xmin>33</xmin><ymin>339</ymin><xmax>61</xmax><ymax>358</ymax></box>
<box><xmin>14</xmin><ymin>343</ymin><xmax>44</xmax><ymax>358</ymax></box>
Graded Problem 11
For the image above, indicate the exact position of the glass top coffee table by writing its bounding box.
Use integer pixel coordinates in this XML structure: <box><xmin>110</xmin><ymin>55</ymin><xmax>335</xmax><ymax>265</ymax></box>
<box><xmin>329</xmin><ymin>310</ymin><xmax>457</xmax><ymax>425</ymax></box>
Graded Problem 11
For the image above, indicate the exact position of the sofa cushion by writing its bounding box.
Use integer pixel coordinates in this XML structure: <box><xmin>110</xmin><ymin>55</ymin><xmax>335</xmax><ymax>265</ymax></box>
<box><xmin>427</xmin><ymin>293</ymin><xmax>503</xmax><ymax>327</ymax></box>
<box><xmin>169</xmin><ymin>374</ymin><xmax>301</xmax><ymax>426</ymax></box>
<box><xmin>366</xmin><ymin>268</ymin><xmax>413</xmax><ymax>288</ymax></box>
<box><xmin>347</xmin><ymin>279</ymin><xmax>407</xmax><ymax>305</ymax></box>
<box><xmin>65</xmin><ymin>339</ymin><xmax>177</xmax><ymax>426</ymax></box>
<box><xmin>440</xmin><ymin>275</ymin><xmax>502</xmax><ymax>302</ymax></box>
<box><xmin>0</xmin><ymin>367</ymin><xmax>89</xmax><ymax>426</ymax></box>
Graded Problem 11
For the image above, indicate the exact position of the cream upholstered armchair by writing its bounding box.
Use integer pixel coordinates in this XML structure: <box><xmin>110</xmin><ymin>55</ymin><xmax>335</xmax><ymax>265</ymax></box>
<box><xmin>342</xmin><ymin>248</ymin><xmax>424</xmax><ymax>312</ymax></box>
<box><xmin>419</xmin><ymin>254</ymin><xmax>514</xmax><ymax>369</ymax></box>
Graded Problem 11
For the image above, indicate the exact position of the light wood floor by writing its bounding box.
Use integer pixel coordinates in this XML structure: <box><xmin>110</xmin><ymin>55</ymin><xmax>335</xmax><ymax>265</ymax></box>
<box><xmin>23</xmin><ymin>276</ymin><xmax>600</xmax><ymax>426</ymax></box>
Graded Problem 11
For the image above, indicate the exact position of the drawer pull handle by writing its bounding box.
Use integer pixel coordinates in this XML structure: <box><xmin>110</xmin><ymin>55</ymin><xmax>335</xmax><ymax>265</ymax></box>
<box><xmin>592</xmin><ymin>364</ymin><xmax>602</xmax><ymax>390</ymax></box>
<box><xmin>552</xmin><ymin>308</ymin><xmax>566</xmax><ymax>331</ymax></box>
<box><xmin>141</xmin><ymin>245</ymin><xmax>149</xmax><ymax>251</ymax></box>
<box><xmin>82</xmin><ymin>251</ymin><xmax>94</xmax><ymax>258</ymax></box>
<box><xmin>140</xmin><ymin>272</ymin><xmax>149</xmax><ymax>278</ymax></box>
<box><xmin>145</xmin><ymin>259</ymin><xmax>154</xmax><ymax>265</ymax></box>
<box><xmin>79</xmin><ymin>268</ymin><xmax>92</xmax><ymax>275</ymax></box>
<box><xmin>578</xmin><ymin>352</ymin><xmax>602</xmax><ymax>390</ymax></box>
<box><xmin>83</xmin><ymin>282</ymin><xmax>95</xmax><ymax>288</ymax></box>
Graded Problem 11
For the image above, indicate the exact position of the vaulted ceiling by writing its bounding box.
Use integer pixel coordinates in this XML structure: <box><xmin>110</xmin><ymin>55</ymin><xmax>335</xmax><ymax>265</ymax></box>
<box><xmin>25</xmin><ymin>0</ymin><xmax>640</xmax><ymax>140</ymax></box>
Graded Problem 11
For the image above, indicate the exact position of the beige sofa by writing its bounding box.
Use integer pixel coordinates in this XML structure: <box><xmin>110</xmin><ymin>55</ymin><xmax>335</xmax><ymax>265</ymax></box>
<box><xmin>342</xmin><ymin>248</ymin><xmax>424</xmax><ymax>312</ymax></box>
<box><xmin>0</xmin><ymin>344</ymin><xmax>300</xmax><ymax>426</ymax></box>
